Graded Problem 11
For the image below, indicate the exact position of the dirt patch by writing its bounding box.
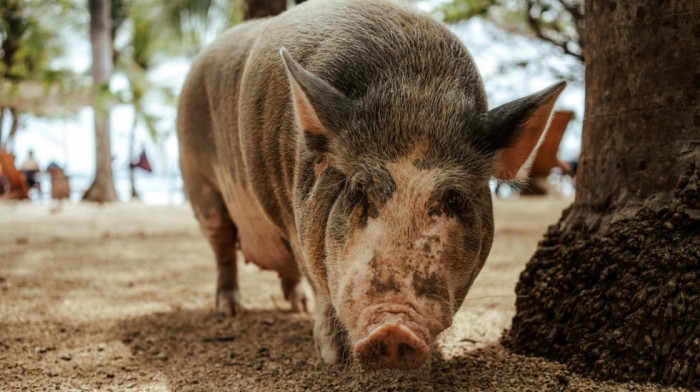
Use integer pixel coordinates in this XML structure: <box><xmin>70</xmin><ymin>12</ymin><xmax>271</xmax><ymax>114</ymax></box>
<box><xmin>507</xmin><ymin>171</ymin><xmax>700</xmax><ymax>388</ymax></box>
<box><xmin>0</xmin><ymin>198</ymin><xmax>689</xmax><ymax>391</ymax></box>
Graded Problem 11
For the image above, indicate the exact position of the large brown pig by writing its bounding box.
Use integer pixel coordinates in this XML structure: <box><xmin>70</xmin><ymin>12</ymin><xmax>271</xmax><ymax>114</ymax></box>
<box><xmin>178</xmin><ymin>0</ymin><xmax>565</xmax><ymax>370</ymax></box>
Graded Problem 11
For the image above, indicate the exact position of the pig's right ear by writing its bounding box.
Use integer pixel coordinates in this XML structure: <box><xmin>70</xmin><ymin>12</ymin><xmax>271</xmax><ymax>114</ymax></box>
<box><xmin>280</xmin><ymin>47</ymin><xmax>351</xmax><ymax>154</ymax></box>
<box><xmin>484</xmin><ymin>81</ymin><xmax>566</xmax><ymax>180</ymax></box>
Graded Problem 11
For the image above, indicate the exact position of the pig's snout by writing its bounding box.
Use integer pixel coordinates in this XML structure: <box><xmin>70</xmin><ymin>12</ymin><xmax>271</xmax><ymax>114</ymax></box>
<box><xmin>354</xmin><ymin>309</ymin><xmax>430</xmax><ymax>369</ymax></box>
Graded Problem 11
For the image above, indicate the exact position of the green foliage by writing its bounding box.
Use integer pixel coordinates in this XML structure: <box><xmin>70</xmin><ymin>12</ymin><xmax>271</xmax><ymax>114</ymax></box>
<box><xmin>109</xmin><ymin>0</ymin><xmax>245</xmax><ymax>150</ymax></box>
<box><xmin>161</xmin><ymin>0</ymin><xmax>244</xmax><ymax>55</ymax></box>
<box><xmin>432</xmin><ymin>0</ymin><xmax>583</xmax><ymax>60</ymax></box>
<box><xmin>439</xmin><ymin>0</ymin><xmax>493</xmax><ymax>23</ymax></box>
<box><xmin>0</xmin><ymin>0</ymin><xmax>78</xmax><ymax>82</ymax></box>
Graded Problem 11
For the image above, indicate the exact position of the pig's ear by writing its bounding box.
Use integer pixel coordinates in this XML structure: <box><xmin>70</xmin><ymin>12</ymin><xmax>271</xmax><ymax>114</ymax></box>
<box><xmin>485</xmin><ymin>81</ymin><xmax>567</xmax><ymax>180</ymax></box>
<box><xmin>280</xmin><ymin>47</ymin><xmax>350</xmax><ymax>154</ymax></box>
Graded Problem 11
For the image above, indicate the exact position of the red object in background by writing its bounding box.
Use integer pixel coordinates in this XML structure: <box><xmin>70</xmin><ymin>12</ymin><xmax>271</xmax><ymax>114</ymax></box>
<box><xmin>129</xmin><ymin>150</ymin><xmax>152</xmax><ymax>173</ymax></box>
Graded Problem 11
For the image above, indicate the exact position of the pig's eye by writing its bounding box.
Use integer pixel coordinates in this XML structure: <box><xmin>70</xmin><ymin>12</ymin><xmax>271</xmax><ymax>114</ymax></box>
<box><xmin>442</xmin><ymin>190</ymin><xmax>467</xmax><ymax>217</ymax></box>
<box><xmin>348</xmin><ymin>182</ymin><xmax>367</xmax><ymax>206</ymax></box>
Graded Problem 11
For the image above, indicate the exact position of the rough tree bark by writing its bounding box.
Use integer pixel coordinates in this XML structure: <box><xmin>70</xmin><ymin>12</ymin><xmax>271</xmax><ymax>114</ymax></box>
<box><xmin>506</xmin><ymin>0</ymin><xmax>699</xmax><ymax>388</ymax></box>
<box><xmin>84</xmin><ymin>0</ymin><xmax>118</xmax><ymax>202</ymax></box>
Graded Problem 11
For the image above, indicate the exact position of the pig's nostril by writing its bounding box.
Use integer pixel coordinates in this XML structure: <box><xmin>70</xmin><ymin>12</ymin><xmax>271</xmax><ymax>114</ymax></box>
<box><xmin>368</xmin><ymin>340</ymin><xmax>388</xmax><ymax>358</ymax></box>
<box><xmin>397</xmin><ymin>342</ymin><xmax>413</xmax><ymax>358</ymax></box>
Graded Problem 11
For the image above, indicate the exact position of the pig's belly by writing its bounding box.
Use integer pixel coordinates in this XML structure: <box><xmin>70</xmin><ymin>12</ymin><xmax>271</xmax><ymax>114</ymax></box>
<box><xmin>222</xmin><ymin>180</ymin><xmax>298</xmax><ymax>278</ymax></box>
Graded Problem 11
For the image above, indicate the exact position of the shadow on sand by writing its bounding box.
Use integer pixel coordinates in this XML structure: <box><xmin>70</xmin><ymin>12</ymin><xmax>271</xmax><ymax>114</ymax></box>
<box><xmin>111</xmin><ymin>307</ymin><xmax>575</xmax><ymax>392</ymax></box>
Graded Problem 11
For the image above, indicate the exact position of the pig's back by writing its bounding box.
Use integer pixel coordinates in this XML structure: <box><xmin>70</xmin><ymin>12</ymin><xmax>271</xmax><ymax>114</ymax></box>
<box><xmin>178</xmin><ymin>19</ymin><xmax>302</xmax><ymax>278</ymax></box>
<box><xmin>236</xmin><ymin>0</ymin><xmax>484</xmax><ymax>227</ymax></box>
<box><xmin>178</xmin><ymin>19</ymin><xmax>267</xmax><ymax>188</ymax></box>
<box><xmin>179</xmin><ymin>0</ymin><xmax>483</xmax><ymax>274</ymax></box>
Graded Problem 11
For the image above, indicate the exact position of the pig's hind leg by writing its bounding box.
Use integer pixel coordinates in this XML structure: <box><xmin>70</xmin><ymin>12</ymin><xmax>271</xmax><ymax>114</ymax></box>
<box><xmin>187</xmin><ymin>183</ymin><xmax>245</xmax><ymax>316</ymax></box>
<box><xmin>280</xmin><ymin>276</ymin><xmax>312</xmax><ymax>313</ymax></box>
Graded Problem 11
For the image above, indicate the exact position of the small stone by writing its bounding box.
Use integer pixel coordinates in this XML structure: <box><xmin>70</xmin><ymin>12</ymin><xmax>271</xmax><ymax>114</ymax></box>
<box><xmin>663</xmin><ymin>222</ymin><xmax>674</xmax><ymax>230</ymax></box>
<box><xmin>60</xmin><ymin>353</ymin><xmax>72</xmax><ymax>361</ymax></box>
<box><xmin>668</xmin><ymin>280</ymin><xmax>677</xmax><ymax>293</ymax></box>
<box><xmin>556</xmin><ymin>374</ymin><xmax>569</xmax><ymax>385</ymax></box>
<box><xmin>684</xmin><ymin>208</ymin><xmax>700</xmax><ymax>220</ymax></box>
<box><xmin>98</xmin><ymin>343</ymin><xmax>106</xmax><ymax>352</ymax></box>
<box><xmin>661</xmin><ymin>341</ymin><xmax>671</xmax><ymax>356</ymax></box>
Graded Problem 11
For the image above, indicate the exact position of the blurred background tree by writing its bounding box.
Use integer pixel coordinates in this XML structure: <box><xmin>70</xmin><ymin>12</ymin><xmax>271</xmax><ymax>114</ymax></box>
<box><xmin>111</xmin><ymin>0</ymin><xmax>178</xmax><ymax>200</ymax></box>
<box><xmin>83</xmin><ymin>0</ymin><xmax>118</xmax><ymax>202</ymax></box>
<box><xmin>0</xmin><ymin>0</ymin><xmax>84</xmax><ymax>154</ymax></box>
<box><xmin>2</xmin><ymin>0</ymin><xmax>583</xmax><ymax>203</ymax></box>
<box><xmin>433</xmin><ymin>0</ymin><xmax>583</xmax><ymax>61</ymax></box>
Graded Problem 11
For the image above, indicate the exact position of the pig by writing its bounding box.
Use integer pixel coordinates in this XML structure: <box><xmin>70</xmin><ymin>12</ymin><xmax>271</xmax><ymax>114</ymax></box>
<box><xmin>177</xmin><ymin>0</ymin><xmax>565</xmax><ymax>370</ymax></box>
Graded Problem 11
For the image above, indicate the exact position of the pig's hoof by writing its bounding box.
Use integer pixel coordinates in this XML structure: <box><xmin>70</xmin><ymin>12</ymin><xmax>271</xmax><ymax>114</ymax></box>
<box><xmin>281</xmin><ymin>278</ymin><xmax>313</xmax><ymax>313</ymax></box>
<box><xmin>315</xmin><ymin>327</ymin><xmax>349</xmax><ymax>365</ymax></box>
<box><xmin>216</xmin><ymin>289</ymin><xmax>245</xmax><ymax>316</ymax></box>
<box><xmin>289</xmin><ymin>285</ymin><xmax>313</xmax><ymax>313</ymax></box>
<box><xmin>314</xmin><ymin>301</ymin><xmax>350</xmax><ymax>364</ymax></box>
<box><xmin>319</xmin><ymin>342</ymin><xmax>341</xmax><ymax>364</ymax></box>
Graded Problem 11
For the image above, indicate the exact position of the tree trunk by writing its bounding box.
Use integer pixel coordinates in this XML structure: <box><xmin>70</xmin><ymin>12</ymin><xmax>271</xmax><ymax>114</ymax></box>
<box><xmin>84</xmin><ymin>0</ymin><xmax>118</xmax><ymax>202</ymax></box>
<box><xmin>243</xmin><ymin>0</ymin><xmax>286</xmax><ymax>19</ymax></box>
<box><xmin>0</xmin><ymin>108</ymin><xmax>5</xmax><ymax>149</ymax></box>
<box><xmin>128</xmin><ymin>109</ymin><xmax>139</xmax><ymax>201</ymax></box>
<box><xmin>5</xmin><ymin>109</ymin><xmax>20</xmax><ymax>153</ymax></box>
<box><xmin>506</xmin><ymin>0</ymin><xmax>699</xmax><ymax>388</ymax></box>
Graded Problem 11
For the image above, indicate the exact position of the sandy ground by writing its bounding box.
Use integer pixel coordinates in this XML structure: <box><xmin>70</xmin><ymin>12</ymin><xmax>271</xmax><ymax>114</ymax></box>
<box><xmin>0</xmin><ymin>197</ymin><xmax>687</xmax><ymax>391</ymax></box>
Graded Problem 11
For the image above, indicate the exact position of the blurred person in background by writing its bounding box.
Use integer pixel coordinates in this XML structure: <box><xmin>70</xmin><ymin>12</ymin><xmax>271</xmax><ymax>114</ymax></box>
<box><xmin>20</xmin><ymin>150</ymin><xmax>41</xmax><ymax>193</ymax></box>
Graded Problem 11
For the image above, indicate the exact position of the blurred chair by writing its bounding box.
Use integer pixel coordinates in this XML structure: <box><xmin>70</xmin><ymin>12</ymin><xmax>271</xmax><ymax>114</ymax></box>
<box><xmin>47</xmin><ymin>163</ymin><xmax>71</xmax><ymax>200</ymax></box>
<box><xmin>49</xmin><ymin>168</ymin><xmax>71</xmax><ymax>200</ymax></box>
<box><xmin>0</xmin><ymin>150</ymin><xmax>29</xmax><ymax>200</ymax></box>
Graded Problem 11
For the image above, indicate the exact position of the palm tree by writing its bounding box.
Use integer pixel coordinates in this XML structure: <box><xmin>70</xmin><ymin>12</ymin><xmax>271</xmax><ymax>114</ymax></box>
<box><xmin>0</xmin><ymin>0</ymin><xmax>81</xmax><ymax>153</ymax></box>
<box><xmin>162</xmin><ymin>0</ymin><xmax>244</xmax><ymax>55</ymax></box>
<box><xmin>113</xmin><ymin>0</ymin><xmax>177</xmax><ymax>200</ymax></box>
<box><xmin>83</xmin><ymin>0</ymin><xmax>119</xmax><ymax>202</ymax></box>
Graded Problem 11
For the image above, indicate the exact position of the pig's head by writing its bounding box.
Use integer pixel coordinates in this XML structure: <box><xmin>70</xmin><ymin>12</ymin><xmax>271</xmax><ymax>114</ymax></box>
<box><xmin>280</xmin><ymin>48</ymin><xmax>565</xmax><ymax>369</ymax></box>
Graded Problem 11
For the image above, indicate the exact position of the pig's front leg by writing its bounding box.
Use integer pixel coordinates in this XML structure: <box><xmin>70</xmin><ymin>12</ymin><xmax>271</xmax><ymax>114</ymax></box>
<box><xmin>313</xmin><ymin>297</ymin><xmax>349</xmax><ymax>364</ymax></box>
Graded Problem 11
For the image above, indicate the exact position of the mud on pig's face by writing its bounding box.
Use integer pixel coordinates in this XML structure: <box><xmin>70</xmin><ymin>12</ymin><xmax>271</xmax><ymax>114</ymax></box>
<box><xmin>323</xmin><ymin>151</ymin><xmax>495</xmax><ymax>369</ymax></box>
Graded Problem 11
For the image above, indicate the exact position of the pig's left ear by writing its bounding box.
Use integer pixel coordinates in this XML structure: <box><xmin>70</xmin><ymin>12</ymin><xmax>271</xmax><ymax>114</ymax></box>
<box><xmin>485</xmin><ymin>81</ymin><xmax>567</xmax><ymax>180</ymax></box>
<box><xmin>280</xmin><ymin>47</ymin><xmax>351</xmax><ymax>154</ymax></box>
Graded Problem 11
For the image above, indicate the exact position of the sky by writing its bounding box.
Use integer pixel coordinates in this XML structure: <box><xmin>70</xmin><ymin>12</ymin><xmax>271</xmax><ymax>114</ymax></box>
<box><xmin>3</xmin><ymin>3</ymin><xmax>584</xmax><ymax>203</ymax></box>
